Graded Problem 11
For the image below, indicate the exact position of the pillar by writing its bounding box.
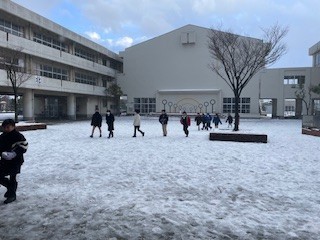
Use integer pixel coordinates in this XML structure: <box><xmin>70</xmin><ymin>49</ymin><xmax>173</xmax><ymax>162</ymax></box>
<box><xmin>23</xmin><ymin>89</ymin><xmax>34</xmax><ymax>121</ymax></box>
<box><xmin>67</xmin><ymin>94</ymin><xmax>76</xmax><ymax>120</ymax></box>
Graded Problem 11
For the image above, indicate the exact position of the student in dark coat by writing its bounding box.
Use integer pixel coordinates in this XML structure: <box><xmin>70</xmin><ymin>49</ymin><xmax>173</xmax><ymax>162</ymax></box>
<box><xmin>226</xmin><ymin>113</ymin><xmax>233</xmax><ymax>128</ymax></box>
<box><xmin>195</xmin><ymin>113</ymin><xmax>202</xmax><ymax>131</ymax></box>
<box><xmin>90</xmin><ymin>108</ymin><xmax>102</xmax><ymax>138</ymax></box>
<box><xmin>106</xmin><ymin>110</ymin><xmax>115</xmax><ymax>138</ymax></box>
<box><xmin>0</xmin><ymin>119</ymin><xmax>28</xmax><ymax>204</ymax></box>
<box><xmin>159</xmin><ymin>109</ymin><xmax>169</xmax><ymax>136</ymax></box>
<box><xmin>213</xmin><ymin>113</ymin><xmax>222</xmax><ymax>128</ymax></box>
<box><xmin>180</xmin><ymin>111</ymin><xmax>191</xmax><ymax>137</ymax></box>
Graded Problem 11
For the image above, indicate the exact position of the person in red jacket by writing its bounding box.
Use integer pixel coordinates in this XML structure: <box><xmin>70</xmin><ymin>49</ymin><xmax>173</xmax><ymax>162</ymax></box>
<box><xmin>180</xmin><ymin>111</ymin><xmax>191</xmax><ymax>137</ymax></box>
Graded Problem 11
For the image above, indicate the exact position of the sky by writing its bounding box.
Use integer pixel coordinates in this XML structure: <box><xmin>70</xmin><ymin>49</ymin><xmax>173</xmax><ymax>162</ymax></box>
<box><xmin>0</xmin><ymin>116</ymin><xmax>319</xmax><ymax>239</ymax></box>
<box><xmin>11</xmin><ymin>0</ymin><xmax>320</xmax><ymax>68</ymax></box>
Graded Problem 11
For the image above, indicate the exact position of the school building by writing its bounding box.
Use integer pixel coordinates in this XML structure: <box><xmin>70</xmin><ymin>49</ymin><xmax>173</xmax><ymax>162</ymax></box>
<box><xmin>117</xmin><ymin>24</ymin><xmax>320</xmax><ymax>118</ymax></box>
<box><xmin>0</xmin><ymin>0</ymin><xmax>122</xmax><ymax>120</ymax></box>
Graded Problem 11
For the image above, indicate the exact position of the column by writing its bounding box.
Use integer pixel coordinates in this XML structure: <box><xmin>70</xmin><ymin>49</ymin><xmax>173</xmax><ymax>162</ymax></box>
<box><xmin>67</xmin><ymin>94</ymin><xmax>76</xmax><ymax>120</ymax></box>
<box><xmin>23</xmin><ymin>89</ymin><xmax>34</xmax><ymax>121</ymax></box>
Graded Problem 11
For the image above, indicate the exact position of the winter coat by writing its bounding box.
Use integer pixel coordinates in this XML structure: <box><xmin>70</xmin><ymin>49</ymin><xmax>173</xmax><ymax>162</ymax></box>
<box><xmin>213</xmin><ymin>115</ymin><xmax>222</xmax><ymax>126</ymax></box>
<box><xmin>91</xmin><ymin>112</ymin><xmax>102</xmax><ymax>127</ymax></box>
<box><xmin>159</xmin><ymin>113</ymin><xmax>168</xmax><ymax>125</ymax></box>
<box><xmin>226</xmin><ymin>115</ymin><xmax>233</xmax><ymax>124</ymax></box>
<box><xmin>106</xmin><ymin>113</ymin><xmax>115</xmax><ymax>131</ymax></box>
<box><xmin>133</xmin><ymin>113</ymin><xmax>141</xmax><ymax>126</ymax></box>
<box><xmin>0</xmin><ymin>129</ymin><xmax>28</xmax><ymax>176</ymax></box>
<box><xmin>180</xmin><ymin>116</ymin><xmax>191</xmax><ymax>126</ymax></box>
<box><xmin>195</xmin><ymin>115</ymin><xmax>202</xmax><ymax>125</ymax></box>
<box><xmin>206</xmin><ymin>114</ymin><xmax>212</xmax><ymax>123</ymax></box>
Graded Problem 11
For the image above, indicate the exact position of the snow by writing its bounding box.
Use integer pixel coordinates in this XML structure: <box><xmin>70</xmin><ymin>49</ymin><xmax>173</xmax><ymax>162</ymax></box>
<box><xmin>0</xmin><ymin>116</ymin><xmax>320</xmax><ymax>239</ymax></box>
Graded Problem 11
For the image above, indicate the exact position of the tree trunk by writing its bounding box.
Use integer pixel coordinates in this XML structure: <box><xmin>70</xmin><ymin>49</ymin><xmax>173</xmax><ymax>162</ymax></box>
<box><xmin>14</xmin><ymin>93</ymin><xmax>18</xmax><ymax>123</ymax></box>
<box><xmin>234</xmin><ymin>93</ymin><xmax>240</xmax><ymax>131</ymax></box>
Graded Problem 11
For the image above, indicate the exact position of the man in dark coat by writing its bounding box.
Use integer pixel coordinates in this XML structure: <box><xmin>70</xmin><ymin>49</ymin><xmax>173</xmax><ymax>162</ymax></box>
<box><xmin>0</xmin><ymin>119</ymin><xmax>28</xmax><ymax>204</ymax></box>
<box><xmin>195</xmin><ymin>113</ymin><xmax>202</xmax><ymax>131</ymax></box>
<box><xmin>159</xmin><ymin>109</ymin><xmax>169</xmax><ymax>136</ymax></box>
<box><xmin>106</xmin><ymin>110</ymin><xmax>115</xmax><ymax>138</ymax></box>
<box><xmin>180</xmin><ymin>111</ymin><xmax>191</xmax><ymax>137</ymax></box>
<box><xmin>90</xmin><ymin>108</ymin><xmax>102</xmax><ymax>138</ymax></box>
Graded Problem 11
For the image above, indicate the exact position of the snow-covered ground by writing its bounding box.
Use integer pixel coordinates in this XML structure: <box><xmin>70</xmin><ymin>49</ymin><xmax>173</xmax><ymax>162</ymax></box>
<box><xmin>0</xmin><ymin>117</ymin><xmax>319</xmax><ymax>240</ymax></box>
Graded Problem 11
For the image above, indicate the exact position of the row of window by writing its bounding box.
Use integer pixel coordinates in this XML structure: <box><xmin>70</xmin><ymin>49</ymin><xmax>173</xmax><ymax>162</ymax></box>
<box><xmin>33</xmin><ymin>32</ymin><xmax>67</xmax><ymax>52</ymax></box>
<box><xmin>134</xmin><ymin>98</ymin><xmax>156</xmax><ymax>113</ymax></box>
<box><xmin>38</xmin><ymin>65</ymin><xmax>68</xmax><ymax>80</ymax></box>
<box><xmin>0</xmin><ymin>19</ymin><xmax>122</xmax><ymax>72</ymax></box>
<box><xmin>223</xmin><ymin>97</ymin><xmax>251</xmax><ymax>113</ymax></box>
<box><xmin>75</xmin><ymin>47</ymin><xmax>94</xmax><ymax>62</ymax></box>
<box><xmin>283</xmin><ymin>75</ymin><xmax>305</xmax><ymax>85</ymax></box>
<box><xmin>0</xmin><ymin>18</ymin><xmax>23</xmax><ymax>37</ymax></box>
<box><xmin>75</xmin><ymin>72</ymin><xmax>97</xmax><ymax>86</ymax></box>
<box><xmin>37</xmin><ymin>64</ymin><xmax>101</xmax><ymax>85</ymax></box>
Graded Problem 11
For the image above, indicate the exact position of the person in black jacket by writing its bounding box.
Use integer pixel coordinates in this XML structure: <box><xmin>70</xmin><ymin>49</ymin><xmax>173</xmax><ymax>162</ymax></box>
<box><xmin>159</xmin><ymin>109</ymin><xmax>169</xmax><ymax>136</ymax></box>
<box><xmin>0</xmin><ymin>119</ymin><xmax>28</xmax><ymax>204</ymax></box>
<box><xmin>90</xmin><ymin>108</ymin><xmax>102</xmax><ymax>138</ymax></box>
<box><xmin>195</xmin><ymin>113</ymin><xmax>202</xmax><ymax>131</ymax></box>
<box><xmin>106</xmin><ymin>110</ymin><xmax>115</xmax><ymax>138</ymax></box>
<box><xmin>226</xmin><ymin>113</ymin><xmax>233</xmax><ymax>128</ymax></box>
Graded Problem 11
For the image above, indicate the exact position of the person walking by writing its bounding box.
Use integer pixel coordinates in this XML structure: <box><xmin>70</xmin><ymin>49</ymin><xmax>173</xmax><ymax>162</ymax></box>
<box><xmin>90</xmin><ymin>107</ymin><xmax>102</xmax><ymax>138</ymax></box>
<box><xmin>226</xmin><ymin>113</ymin><xmax>233</xmax><ymax>128</ymax></box>
<box><xmin>195</xmin><ymin>113</ymin><xmax>202</xmax><ymax>131</ymax></box>
<box><xmin>159</xmin><ymin>109</ymin><xmax>169</xmax><ymax>136</ymax></box>
<box><xmin>205</xmin><ymin>113</ymin><xmax>212</xmax><ymax>130</ymax></box>
<box><xmin>0</xmin><ymin>119</ymin><xmax>28</xmax><ymax>204</ymax></box>
<box><xmin>213</xmin><ymin>113</ymin><xmax>222</xmax><ymax>129</ymax></box>
<box><xmin>201</xmin><ymin>113</ymin><xmax>206</xmax><ymax>130</ymax></box>
<box><xmin>106</xmin><ymin>110</ymin><xmax>115</xmax><ymax>138</ymax></box>
<box><xmin>180</xmin><ymin>111</ymin><xmax>191</xmax><ymax>137</ymax></box>
<box><xmin>133</xmin><ymin>109</ymin><xmax>145</xmax><ymax>137</ymax></box>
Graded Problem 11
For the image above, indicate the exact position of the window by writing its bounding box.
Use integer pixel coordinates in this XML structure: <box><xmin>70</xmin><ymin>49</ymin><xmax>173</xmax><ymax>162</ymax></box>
<box><xmin>75</xmin><ymin>47</ymin><xmax>94</xmax><ymax>62</ymax></box>
<box><xmin>133</xmin><ymin>98</ymin><xmax>156</xmax><ymax>114</ymax></box>
<box><xmin>315</xmin><ymin>53</ymin><xmax>320</xmax><ymax>67</ymax></box>
<box><xmin>223</xmin><ymin>97</ymin><xmax>251</xmax><ymax>114</ymax></box>
<box><xmin>33</xmin><ymin>32</ymin><xmax>67</xmax><ymax>52</ymax></box>
<box><xmin>0</xmin><ymin>18</ymin><xmax>23</xmax><ymax>37</ymax></box>
<box><xmin>38</xmin><ymin>64</ymin><xmax>68</xmax><ymax>80</ymax></box>
<box><xmin>75</xmin><ymin>72</ymin><xmax>96</xmax><ymax>85</ymax></box>
<box><xmin>283</xmin><ymin>75</ymin><xmax>305</xmax><ymax>86</ymax></box>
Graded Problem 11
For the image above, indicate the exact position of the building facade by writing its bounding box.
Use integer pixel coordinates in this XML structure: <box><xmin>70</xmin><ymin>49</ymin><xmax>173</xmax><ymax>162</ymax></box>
<box><xmin>118</xmin><ymin>24</ymin><xmax>320</xmax><ymax>118</ymax></box>
<box><xmin>0</xmin><ymin>0</ymin><xmax>123</xmax><ymax>120</ymax></box>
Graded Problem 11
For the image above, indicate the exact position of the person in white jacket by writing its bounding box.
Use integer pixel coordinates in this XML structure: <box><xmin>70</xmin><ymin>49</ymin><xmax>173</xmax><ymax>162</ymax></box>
<box><xmin>133</xmin><ymin>109</ymin><xmax>145</xmax><ymax>137</ymax></box>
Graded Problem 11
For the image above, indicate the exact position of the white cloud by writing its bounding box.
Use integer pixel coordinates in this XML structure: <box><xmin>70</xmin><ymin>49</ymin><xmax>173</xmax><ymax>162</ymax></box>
<box><xmin>192</xmin><ymin>0</ymin><xmax>217</xmax><ymax>14</ymax></box>
<box><xmin>85</xmin><ymin>31</ymin><xmax>101</xmax><ymax>41</ymax></box>
<box><xmin>104</xmin><ymin>27</ymin><xmax>112</xmax><ymax>34</ymax></box>
<box><xmin>107</xmin><ymin>36</ymin><xmax>134</xmax><ymax>48</ymax></box>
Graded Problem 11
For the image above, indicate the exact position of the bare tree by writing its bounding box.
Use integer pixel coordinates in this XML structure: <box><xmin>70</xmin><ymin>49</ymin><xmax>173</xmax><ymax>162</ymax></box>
<box><xmin>0</xmin><ymin>47</ymin><xmax>32</xmax><ymax>122</ymax></box>
<box><xmin>208</xmin><ymin>24</ymin><xmax>288</xmax><ymax>131</ymax></box>
<box><xmin>295</xmin><ymin>86</ymin><xmax>312</xmax><ymax>115</ymax></box>
<box><xmin>105</xmin><ymin>82</ymin><xmax>123</xmax><ymax>115</ymax></box>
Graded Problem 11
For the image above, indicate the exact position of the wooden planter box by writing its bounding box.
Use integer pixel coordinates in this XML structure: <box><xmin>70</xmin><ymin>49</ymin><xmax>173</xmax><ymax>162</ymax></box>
<box><xmin>302</xmin><ymin>128</ymin><xmax>320</xmax><ymax>137</ymax></box>
<box><xmin>210</xmin><ymin>132</ymin><xmax>267</xmax><ymax>143</ymax></box>
<box><xmin>1</xmin><ymin>123</ymin><xmax>47</xmax><ymax>132</ymax></box>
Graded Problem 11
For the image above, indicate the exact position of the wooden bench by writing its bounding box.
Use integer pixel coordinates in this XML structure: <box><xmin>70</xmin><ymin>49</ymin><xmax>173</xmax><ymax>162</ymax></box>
<box><xmin>0</xmin><ymin>123</ymin><xmax>47</xmax><ymax>132</ymax></box>
<box><xmin>209</xmin><ymin>132</ymin><xmax>267</xmax><ymax>143</ymax></box>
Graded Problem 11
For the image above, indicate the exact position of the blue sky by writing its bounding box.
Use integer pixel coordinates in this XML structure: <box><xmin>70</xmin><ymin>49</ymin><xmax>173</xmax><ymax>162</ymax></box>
<box><xmin>12</xmin><ymin>0</ymin><xmax>320</xmax><ymax>68</ymax></box>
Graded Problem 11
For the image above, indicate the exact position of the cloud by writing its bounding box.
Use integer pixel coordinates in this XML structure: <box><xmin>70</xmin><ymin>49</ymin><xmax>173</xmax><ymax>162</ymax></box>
<box><xmin>192</xmin><ymin>0</ymin><xmax>217</xmax><ymax>14</ymax></box>
<box><xmin>107</xmin><ymin>36</ymin><xmax>133</xmax><ymax>48</ymax></box>
<box><xmin>85</xmin><ymin>31</ymin><xmax>101</xmax><ymax>41</ymax></box>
